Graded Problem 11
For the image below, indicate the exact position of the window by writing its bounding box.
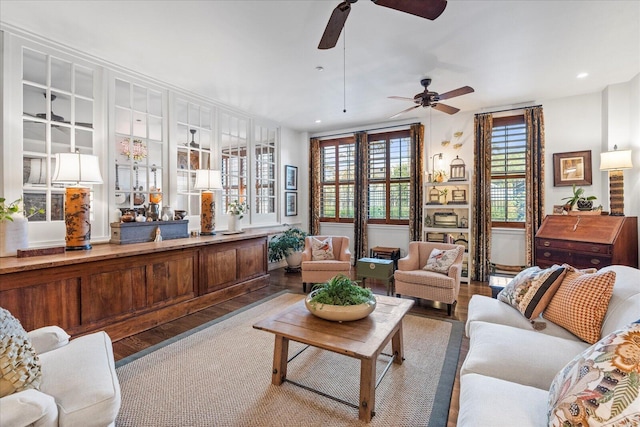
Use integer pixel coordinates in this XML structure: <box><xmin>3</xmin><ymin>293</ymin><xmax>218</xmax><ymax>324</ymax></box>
<box><xmin>220</xmin><ymin>112</ymin><xmax>249</xmax><ymax>213</ymax></box>
<box><xmin>368</xmin><ymin>131</ymin><xmax>411</xmax><ymax>224</ymax></box>
<box><xmin>318</xmin><ymin>129</ymin><xmax>412</xmax><ymax>224</ymax></box>
<box><xmin>319</xmin><ymin>137</ymin><xmax>355</xmax><ymax>221</ymax></box>
<box><xmin>491</xmin><ymin>116</ymin><xmax>526</xmax><ymax>227</ymax></box>
<box><xmin>253</xmin><ymin>124</ymin><xmax>276</xmax><ymax>214</ymax></box>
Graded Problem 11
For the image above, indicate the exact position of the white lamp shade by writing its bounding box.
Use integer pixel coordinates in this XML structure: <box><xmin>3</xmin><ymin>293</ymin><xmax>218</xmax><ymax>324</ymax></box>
<box><xmin>52</xmin><ymin>152</ymin><xmax>103</xmax><ymax>184</ymax></box>
<box><xmin>194</xmin><ymin>169</ymin><xmax>222</xmax><ymax>190</ymax></box>
<box><xmin>600</xmin><ymin>149</ymin><xmax>633</xmax><ymax>171</ymax></box>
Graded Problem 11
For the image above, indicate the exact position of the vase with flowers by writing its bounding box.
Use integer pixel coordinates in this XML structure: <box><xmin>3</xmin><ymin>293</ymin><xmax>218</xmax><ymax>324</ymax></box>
<box><xmin>1</xmin><ymin>197</ymin><xmax>44</xmax><ymax>257</ymax></box>
<box><xmin>226</xmin><ymin>200</ymin><xmax>249</xmax><ymax>232</ymax></box>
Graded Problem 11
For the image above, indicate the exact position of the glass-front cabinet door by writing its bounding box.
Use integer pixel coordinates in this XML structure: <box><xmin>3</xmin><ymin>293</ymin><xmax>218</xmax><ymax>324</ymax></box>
<box><xmin>22</xmin><ymin>46</ymin><xmax>97</xmax><ymax>224</ymax></box>
<box><xmin>113</xmin><ymin>77</ymin><xmax>166</xmax><ymax>217</ymax></box>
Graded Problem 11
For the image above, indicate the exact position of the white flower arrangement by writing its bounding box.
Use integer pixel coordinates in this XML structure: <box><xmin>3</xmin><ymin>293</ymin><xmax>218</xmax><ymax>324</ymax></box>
<box><xmin>227</xmin><ymin>200</ymin><xmax>249</xmax><ymax>219</ymax></box>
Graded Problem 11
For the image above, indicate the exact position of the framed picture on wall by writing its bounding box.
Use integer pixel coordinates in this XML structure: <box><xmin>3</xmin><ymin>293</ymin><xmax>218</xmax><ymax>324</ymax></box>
<box><xmin>553</xmin><ymin>150</ymin><xmax>592</xmax><ymax>187</ymax></box>
<box><xmin>285</xmin><ymin>192</ymin><xmax>297</xmax><ymax>216</ymax></box>
<box><xmin>285</xmin><ymin>165</ymin><xmax>297</xmax><ymax>190</ymax></box>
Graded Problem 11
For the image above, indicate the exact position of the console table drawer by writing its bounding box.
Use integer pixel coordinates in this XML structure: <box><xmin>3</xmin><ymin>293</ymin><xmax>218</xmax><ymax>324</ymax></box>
<box><xmin>536</xmin><ymin>238</ymin><xmax>611</xmax><ymax>255</ymax></box>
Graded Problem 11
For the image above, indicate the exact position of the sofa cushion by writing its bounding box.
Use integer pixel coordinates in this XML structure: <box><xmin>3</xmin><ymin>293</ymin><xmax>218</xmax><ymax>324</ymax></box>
<box><xmin>544</xmin><ymin>266</ymin><xmax>616</xmax><ymax>344</ymax></box>
<box><xmin>39</xmin><ymin>331</ymin><xmax>121</xmax><ymax>427</ymax></box>
<box><xmin>497</xmin><ymin>264</ymin><xmax>566</xmax><ymax>320</ymax></box>
<box><xmin>310</xmin><ymin>237</ymin><xmax>334</xmax><ymax>260</ymax></box>
<box><xmin>547</xmin><ymin>320</ymin><xmax>640</xmax><ymax>426</ymax></box>
<box><xmin>465</xmin><ymin>295</ymin><xmax>584</xmax><ymax>342</ymax></box>
<box><xmin>394</xmin><ymin>268</ymin><xmax>455</xmax><ymax>288</ymax></box>
<box><xmin>461</xmin><ymin>321</ymin><xmax>589</xmax><ymax>390</ymax></box>
<box><xmin>0</xmin><ymin>307</ymin><xmax>42</xmax><ymax>397</ymax></box>
<box><xmin>458</xmin><ymin>373</ymin><xmax>549</xmax><ymax>427</ymax></box>
<box><xmin>422</xmin><ymin>247</ymin><xmax>460</xmax><ymax>274</ymax></box>
<box><xmin>599</xmin><ymin>265</ymin><xmax>640</xmax><ymax>336</ymax></box>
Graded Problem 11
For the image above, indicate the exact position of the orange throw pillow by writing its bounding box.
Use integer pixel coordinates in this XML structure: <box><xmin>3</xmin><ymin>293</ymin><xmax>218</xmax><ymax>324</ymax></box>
<box><xmin>543</xmin><ymin>265</ymin><xmax>616</xmax><ymax>344</ymax></box>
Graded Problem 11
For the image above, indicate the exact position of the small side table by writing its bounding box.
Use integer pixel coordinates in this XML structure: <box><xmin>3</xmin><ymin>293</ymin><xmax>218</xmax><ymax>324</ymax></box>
<box><xmin>356</xmin><ymin>257</ymin><xmax>395</xmax><ymax>296</ymax></box>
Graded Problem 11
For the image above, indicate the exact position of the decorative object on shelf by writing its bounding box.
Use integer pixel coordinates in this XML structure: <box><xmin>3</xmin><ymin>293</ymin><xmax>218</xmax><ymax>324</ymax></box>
<box><xmin>194</xmin><ymin>169</ymin><xmax>223</xmax><ymax>235</ymax></box>
<box><xmin>561</xmin><ymin>184</ymin><xmax>597</xmax><ymax>212</ymax></box>
<box><xmin>427</xmin><ymin>186</ymin><xmax>442</xmax><ymax>204</ymax></box>
<box><xmin>153</xmin><ymin>227</ymin><xmax>162</xmax><ymax>242</ymax></box>
<box><xmin>454</xmin><ymin>233</ymin><xmax>469</xmax><ymax>252</ymax></box>
<box><xmin>161</xmin><ymin>206</ymin><xmax>172</xmax><ymax>222</ymax></box>
<box><xmin>149</xmin><ymin>165</ymin><xmax>162</xmax><ymax>204</ymax></box>
<box><xmin>52</xmin><ymin>152</ymin><xmax>103</xmax><ymax>250</ymax></box>
<box><xmin>304</xmin><ymin>274</ymin><xmax>376</xmax><ymax>322</ymax></box>
<box><xmin>226</xmin><ymin>199</ymin><xmax>249</xmax><ymax>233</ymax></box>
<box><xmin>433</xmin><ymin>169</ymin><xmax>447</xmax><ymax>183</ymax></box>
<box><xmin>426</xmin><ymin>232</ymin><xmax>448</xmax><ymax>243</ymax></box>
<box><xmin>434</xmin><ymin>212</ymin><xmax>459</xmax><ymax>228</ymax></box>
<box><xmin>174</xmin><ymin>210</ymin><xmax>187</xmax><ymax>220</ymax></box>
<box><xmin>553</xmin><ymin>150</ymin><xmax>592</xmax><ymax>187</ymax></box>
<box><xmin>285</xmin><ymin>165</ymin><xmax>298</xmax><ymax>190</ymax></box>
<box><xmin>449</xmin><ymin>155</ymin><xmax>466</xmax><ymax>181</ymax></box>
<box><xmin>0</xmin><ymin>197</ymin><xmax>43</xmax><ymax>257</ymax></box>
<box><xmin>120</xmin><ymin>138</ymin><xmax>147</xmax><ymax>161</ymax></box>
<box><xmin>450</xmin><ymin>188</ymin><xmax>467</xmax><ymax>204</ymax></box>
<box><xmin>431</xmin><ymin>152</ymin><xmax>444</xmax><ymax>182</ymax></box>
<box><xmin>439</xmin><ymin>188</ymin><xmax>448</xmax><ymax>204</ymax></box>
<box><xmin>268</xmin><ymin>226</ymin><xmax>308</xmax><ymax>269</ymax></box>
<box><xmin>552</xmin><ymin>205</ymin><xmax>565</xmax><ymax>215</ymax></box>
<box><xmin>459</xmin><ymin>216</ymin><xmax>468</xmax><ymax>228</ymax></box>
<box><xmin>425</xmin><ymin>214</ymin><xmax>432</xmax><ymax>227</ymax></box>
<box><xmin>146</xmin><ymin>203</ymin><xmax>159</xmax><ymax>221</ymax></box>
<box><xmin>600</xmin><ymin>145</ymin><xmax>633</xmax><ymax>216</ymax></box>
<box><xmin>109</xmin><ymin>220</ymin><xmax>189</xmax><ymax>244</ymax></box>
<box><xmin>133</xmin><ymin>163</ymin><xmax>145</xmax><ymax>206</ymax></box>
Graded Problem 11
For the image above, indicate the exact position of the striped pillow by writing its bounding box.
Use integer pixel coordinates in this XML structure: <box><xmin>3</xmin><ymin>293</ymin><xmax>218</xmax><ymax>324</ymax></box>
<box><xmin>543</xmin><ymin>266</ymin><xmax>616</xmax><ymax>344</ymax></box>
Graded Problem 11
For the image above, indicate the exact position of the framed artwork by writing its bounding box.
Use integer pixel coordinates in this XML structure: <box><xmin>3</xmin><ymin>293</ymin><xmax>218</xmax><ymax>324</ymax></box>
<box><xmin>285</xmin><ymin>192</ymin><xmax>297</xmax><ymax>216</ymax></box>
<box><xmin>553</xmin><ymin>150</ymin><xmax>592</xmax><ymax>187</ymax></box>
<box><xmin>285</xmin><ymin>165</ymin><xmax>297</xmax><ymax>190</ymax></box>
<box><xmin>177</xmin><ymin>151</ymin><xmax>188</xmax><ymax>170</ymax></box>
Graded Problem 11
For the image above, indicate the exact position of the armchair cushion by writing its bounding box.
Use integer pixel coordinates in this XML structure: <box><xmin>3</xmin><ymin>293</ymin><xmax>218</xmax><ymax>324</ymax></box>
<box><xmin>28</xmin><ymin>326</ymin><xmax>71</xmax><ymax>355</ymax></box>
<box><xmin>311</xmin><ymin>237</ymin><xmax>334</xmax><ymax>260</ymax></box>
<box><xmin>0</xmin><ymin>307</ymin><xmax>42</xmax><ymax>398</ymax></box>
<box><xmin>423</xmin><ymin>247</ymin><xmax>462</xmax><ymax>274</ymax></box>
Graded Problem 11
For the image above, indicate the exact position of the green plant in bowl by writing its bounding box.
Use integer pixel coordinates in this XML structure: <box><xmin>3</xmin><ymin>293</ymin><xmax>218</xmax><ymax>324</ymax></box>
<box><xmin>267</xmin><ymin>226</ymin><xmax>308</xmax><ymax>263</ymax></box>
<box><xmin>306</xmin><ymin>274</ymin><xmax>376</xmax><ymax>322</ymax></box>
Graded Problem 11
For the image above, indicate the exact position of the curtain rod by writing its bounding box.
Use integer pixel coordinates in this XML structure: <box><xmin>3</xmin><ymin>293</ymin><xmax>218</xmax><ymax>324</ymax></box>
<box><xmin>312</xmin><ymin>122</ymin><xmax>420</xmax><ymax>140</ymax></box>
<box><xmin>475</xmin><ymin>104</ymin><xmax>543</xmax><ymax>116</ymax></box>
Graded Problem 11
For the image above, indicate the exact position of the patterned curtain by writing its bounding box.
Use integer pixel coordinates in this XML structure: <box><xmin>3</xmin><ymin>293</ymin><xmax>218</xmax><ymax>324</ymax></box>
<box><xmin>524</xmin><ymin>107</ymin><xmax>545</xmax><ymax>266</ymax></box>
<box><xmin>309</xmin><ymin>137</ymin><xmax>321</xmax><ymax>235</ymax></box>
<box><xmin>409</xmin><ymin>123</ymin><xmax>424</xmax><ymax>242</ymax></box>
<box><xmin>472</xmin><ymin>114</ymin><xmax>493</xmax><ymax>281</ymax></box>
<box><xmin>353</xmin><ymin>132</ymin><xmax>369</xmax><ymax>264</ymax></box>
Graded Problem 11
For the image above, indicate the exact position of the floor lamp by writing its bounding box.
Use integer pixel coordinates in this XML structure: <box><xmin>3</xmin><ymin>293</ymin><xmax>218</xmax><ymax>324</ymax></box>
<box><xmin>52</xmin><ymin>152</ymin><xmax>103</xmax><ymax>250</ymax></box>
<box><xmin>194</xmin><ymin>169</ymin><xmax>223</xmax><ymax>235</ymax></box>
<box><xmin>600</xmin><ymin>146</ymin><xmax>633</xmax><ymax>216</ymax></box>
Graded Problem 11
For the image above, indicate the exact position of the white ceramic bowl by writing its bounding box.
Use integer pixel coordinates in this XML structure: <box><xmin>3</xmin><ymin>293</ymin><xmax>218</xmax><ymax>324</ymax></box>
<box><xmin>304</xmin><ymin>293</ymin><xmax>376</xmax><ymax>322</ymax></box>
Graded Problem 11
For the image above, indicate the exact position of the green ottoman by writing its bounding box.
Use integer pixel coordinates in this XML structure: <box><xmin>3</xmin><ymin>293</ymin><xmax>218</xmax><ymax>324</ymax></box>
<box><xmin>356</xmin><ymin>257</ymin><xmax>395</xmax><ymax>296</ymax></box>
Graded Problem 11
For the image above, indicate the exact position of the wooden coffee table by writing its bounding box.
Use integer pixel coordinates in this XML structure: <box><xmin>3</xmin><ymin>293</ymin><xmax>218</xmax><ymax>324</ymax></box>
<box><xmin>253</xmin><ymin>295</ymin><xmax>414</xmax><ymax>422</ymax></box>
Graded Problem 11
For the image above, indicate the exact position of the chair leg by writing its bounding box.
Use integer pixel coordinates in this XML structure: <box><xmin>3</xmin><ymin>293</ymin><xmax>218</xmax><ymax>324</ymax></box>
<box><xmin>447</xmin><ymin>303</ymin><xmax>452</xmax><ymax>316</ymax></box>
<box><xmin>303</xmin><ymin>282</ymin><xmax>306</xmax><ymax>293</ymax></box>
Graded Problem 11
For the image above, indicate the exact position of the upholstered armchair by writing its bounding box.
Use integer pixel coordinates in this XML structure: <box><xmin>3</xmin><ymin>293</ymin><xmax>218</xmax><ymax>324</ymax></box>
<box><xmin>301</xmin><ymin>236</ymin><xmax>352</xmax><ymax>292</ymax></box>
<box><xmin>0</xmin><ymin>325</ymin><xmax>121</xmax><ymax>427</ymax></box>
<box><xmin>394</xmin><ymin>241</ymin><xmax>465</xmax><ymax>315</ymax></box>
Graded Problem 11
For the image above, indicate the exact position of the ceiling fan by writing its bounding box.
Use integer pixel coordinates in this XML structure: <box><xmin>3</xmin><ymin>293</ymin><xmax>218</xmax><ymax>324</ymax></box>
<box><xmin>388</xmin><ymin>78</ymin><xmax>474</xmax><ymax>118</ymax></box>
<box><xmin>318</xmin><ymin>0</ymin><xmax>447</xmax><ymax>49</ymax></box>
<box><xmin>35</xmin><ymin>93</ymin><xmax>66</xmax><ymax>122</ymax></box>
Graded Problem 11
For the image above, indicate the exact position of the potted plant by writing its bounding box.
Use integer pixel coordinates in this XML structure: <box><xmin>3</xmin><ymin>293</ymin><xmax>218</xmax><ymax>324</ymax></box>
<box><xmin>226</xmin><ymin>200</ymin><xmax>249</xmax><ymax>232</ymax></box>
<box><xmin>268</xmin><ymin>226</ymin><xmax>308</xmax><ymax>268</ymax></box>
<box><xmin>1</xmin><ymin>197</ymin><xmax>43</xmax><ymax>257</ymax></box>
<box><xmin>305</xmin><ymin>274</ymin><xmax>377</xmax><ymax>321</ymax></box>
<box><xmin>561</xmin><ymin>184</ymin><xmax>597</xmax><ymax>211</ymax></box>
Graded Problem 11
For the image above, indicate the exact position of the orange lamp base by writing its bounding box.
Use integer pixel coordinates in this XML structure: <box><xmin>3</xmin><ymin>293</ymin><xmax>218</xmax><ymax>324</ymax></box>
<box><xmin>64</xmin><ymin>186</ymin><xmax>93</xmax><ymax>250</ymax></box>
<box><xmin>200</xmin><ymin>191</ymin><xmax>216</xmax><ymax>235</ymax></box>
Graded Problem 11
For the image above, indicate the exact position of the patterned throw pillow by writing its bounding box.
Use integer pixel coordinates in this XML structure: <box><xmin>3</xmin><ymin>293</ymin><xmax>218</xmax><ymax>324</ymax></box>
<box><xmin>311</xmin><ymin>237</ymin><xmax>334</xmax><ymax>261</ymax></box>
<box><xmin>422</xmin><ymin>247</ymin><xmax>460</xmax><ymax>274</ymax></box>
<box><xmin>548</xmin><ymin>320</ymin><xmax>640</xmax><ymax>427</ymax></box>
<box><xmin>543</xmin><ymin>265</ymin><xmax>616</xmax><ymax>344</ymax></box>
<box><xmin>0</xmin><ymin>307</ymin><xmax>42</xmax><ymax>397</ymax></box>
<box><xmin>497</xmin><ymin>265</ymin><xmax>567</xmax><ymax>320</ymax></box>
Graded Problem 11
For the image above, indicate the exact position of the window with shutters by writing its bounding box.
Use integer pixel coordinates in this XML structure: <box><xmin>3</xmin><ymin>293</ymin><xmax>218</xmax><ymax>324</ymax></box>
<box><xmin>320</xmin><ymin>137</ymin><xmax>355</xmax><ymax>221</ymax></box>
<box><xmin>491</xmin><ymin>115</ymin><xmax>526</xmax><ymax>228</ymax></box>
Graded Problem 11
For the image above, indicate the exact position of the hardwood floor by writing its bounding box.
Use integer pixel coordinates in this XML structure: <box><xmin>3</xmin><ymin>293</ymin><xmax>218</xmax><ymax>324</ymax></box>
<box><xmin>112</xmin><ymin>268</ymin><xmax>491</xmax><ymax>426</ymax></box>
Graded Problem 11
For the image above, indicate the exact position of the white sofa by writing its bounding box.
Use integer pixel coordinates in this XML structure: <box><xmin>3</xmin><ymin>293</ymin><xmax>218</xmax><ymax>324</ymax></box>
<box><xmin>457</xmin><ymin>265</ymin><xmax>640</xmax><ymax>427</ymax></box>
<box><xmin>0</xmin><ymin>327</ymin><xmax>121</xmax><ymax>427</ymax></box>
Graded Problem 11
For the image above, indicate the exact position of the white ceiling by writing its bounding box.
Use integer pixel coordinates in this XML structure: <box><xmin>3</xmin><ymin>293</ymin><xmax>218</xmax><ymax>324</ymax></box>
<box><xmin>2</xmin><ymin>0</ymin><xmax>639</xmax><ymax>133</ymax></box>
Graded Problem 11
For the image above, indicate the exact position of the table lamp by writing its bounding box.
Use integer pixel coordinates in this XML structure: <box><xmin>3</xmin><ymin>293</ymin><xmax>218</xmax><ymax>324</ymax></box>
<box><xmin>194</xmin><ymin>169</ymin><xmax>223</xmax><ymax>235</ymax></box>
<box><xmin>52</xmin><ymin>152</ymin><xmax>103</xmax><ymax>250</ymax></box>
<box><xmin>600</xmin><ymin>145</ymin><xmax>633</xmax><ymax>216</ymax></box>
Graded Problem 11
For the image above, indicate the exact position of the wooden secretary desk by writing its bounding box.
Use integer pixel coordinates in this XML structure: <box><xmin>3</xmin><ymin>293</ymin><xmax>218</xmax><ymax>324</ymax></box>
<box><xmin>535</xmin><ymin>215</ymin><xmax>638</xmax><ymax>269</ymax></box>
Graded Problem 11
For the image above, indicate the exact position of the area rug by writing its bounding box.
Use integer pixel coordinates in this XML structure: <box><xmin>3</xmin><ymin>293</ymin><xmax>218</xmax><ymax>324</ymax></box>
<box><xmin>115</xmin><ymin>292</ymin><xmax>463</xmax><ymax>427</ymax></box>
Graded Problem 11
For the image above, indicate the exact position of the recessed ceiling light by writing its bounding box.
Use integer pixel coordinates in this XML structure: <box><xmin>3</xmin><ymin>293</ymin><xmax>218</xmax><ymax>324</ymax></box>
<box><xmin>315</xmin><ymin>119</ymin><xmax>322</xmax><ymax>124</ymax></box>
<box><xmin>577</xmin><ymin>72</ymin><xmax>589</xmax><ymax>79</ymax></box>
<box><xmin>315</xmin><ymin>66</ymin><xmax>324</xmax><ymax>72</ymax></box>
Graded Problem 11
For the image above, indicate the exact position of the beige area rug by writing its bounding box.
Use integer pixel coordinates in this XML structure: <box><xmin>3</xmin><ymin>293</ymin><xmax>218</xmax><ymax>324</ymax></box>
<box><xmin>115</xmin><ymin>292</ymin><xmax>463</xmax><ymax>427</ymax></box>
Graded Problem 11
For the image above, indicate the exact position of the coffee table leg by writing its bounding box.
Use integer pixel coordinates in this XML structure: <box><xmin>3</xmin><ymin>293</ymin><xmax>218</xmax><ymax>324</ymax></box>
<box><xmin>272</xmin><ymin>334</ymin><xmax>289</xmax><ymax>385</ymax></box>
<box><xmin>391</xmin><ymin>321</ymin><xmax>404</xmax><ymax>365</ymax></box>
<box><xmin>359</xmin><ymin>358</ymin><xmax>376</xmax><ymax>422</ymax></box>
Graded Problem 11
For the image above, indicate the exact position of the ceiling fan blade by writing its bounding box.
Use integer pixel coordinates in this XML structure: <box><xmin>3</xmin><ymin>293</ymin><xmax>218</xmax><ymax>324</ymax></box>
<box><xmin>318</xmin><ymin>2</ymin><xmax>352</xmax><ymax>50</ymax></box>
<box><xmin>388</xmin><ymin>96</ymin><xmax>417</xmax><ymax>102</ymax></box>
<box><xmin>372</xmin><ymin>0</ymin><xmax>447</xmax><ymax>20</ymax></box>
<box><xmin>432</xmin><ymin>103</ymin><xmax>459</xmax><ymax>115</ymax></box>
<box><xmin>389</xmin><ymin>104</ymin><xmax>420</xmax><ymax>119</ymax></box>
<box><xmin>437</xmin><ymin>86</ymin><xmax>474</xmax><ymax>100</ymax></box>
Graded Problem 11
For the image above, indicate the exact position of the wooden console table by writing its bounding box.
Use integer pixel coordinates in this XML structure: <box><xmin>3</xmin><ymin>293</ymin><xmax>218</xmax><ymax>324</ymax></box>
<box><xmin>0</xmin><ymin>230</ymin><xmax>272</xmax><ymax>341</ymax></box>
